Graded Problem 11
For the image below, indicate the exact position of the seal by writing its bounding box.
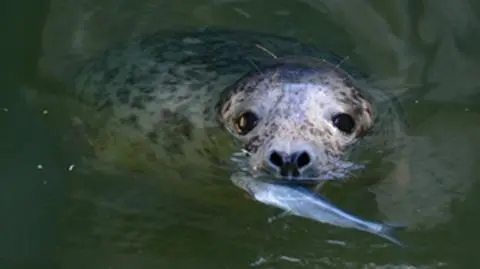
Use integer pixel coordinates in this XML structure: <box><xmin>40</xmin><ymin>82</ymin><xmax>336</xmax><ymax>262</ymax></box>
<box><xmin>70</xmin><ymin>28</ymin><xmax>406</xmax><ymax>187</ymax></box>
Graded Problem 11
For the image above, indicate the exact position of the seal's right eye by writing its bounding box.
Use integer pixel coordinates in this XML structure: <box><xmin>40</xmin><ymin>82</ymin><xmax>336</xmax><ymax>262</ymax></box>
<box><xmin>234</xmin><ymin>111</ymin><xmax>258</xmax><ymax>135</ymax></box>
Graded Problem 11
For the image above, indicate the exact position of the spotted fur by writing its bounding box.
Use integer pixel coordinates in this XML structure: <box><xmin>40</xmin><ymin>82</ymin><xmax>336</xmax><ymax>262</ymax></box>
<box><xmin>217</xmin><ymin>58</ymin><xmax>376</xmax><ymax>180</ymax></box>
<box><xmin>71</xmin><ymin>28</ymin><xmax>404</xmax><ymax>179</ymax></box>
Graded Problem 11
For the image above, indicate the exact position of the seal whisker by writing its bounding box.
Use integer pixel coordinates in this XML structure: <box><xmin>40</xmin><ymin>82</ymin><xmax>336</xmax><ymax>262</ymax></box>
<box><xmin>255</xmin><ymin>43</ymin><xmax>278</xmax><ymax>59</ymax></box>
<box><xmin>335</xmin><ymin>55</ymin><xmax>351</xmax><ymax>69</ymax></box>
<box><xmin>245</xmin><ymin>57</ymin><xmax>263</xmax><ymax>74</ymax></box>
<box><xmin>241</xmin><ymin>148</ymin><xmax>252</xmax><ymax>156</ymax></box>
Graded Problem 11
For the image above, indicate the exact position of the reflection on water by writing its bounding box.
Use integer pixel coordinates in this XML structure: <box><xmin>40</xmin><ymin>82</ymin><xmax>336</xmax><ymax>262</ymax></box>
<box><xmin>5</xmin><ymin>0</ymin><xmax>480</xmax><ymax>268</ymax></box>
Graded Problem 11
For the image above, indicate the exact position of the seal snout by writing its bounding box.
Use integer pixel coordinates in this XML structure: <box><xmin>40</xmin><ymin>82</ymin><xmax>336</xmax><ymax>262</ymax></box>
<box><xmin>266</xmin><ymin>149</ymin><xmax>313</xmax><ymax>179</ymax></box>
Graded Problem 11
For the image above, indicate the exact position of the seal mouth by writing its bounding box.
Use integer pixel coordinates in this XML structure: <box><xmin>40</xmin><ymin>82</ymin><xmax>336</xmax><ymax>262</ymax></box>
<box><xmin>230</xmin><ymin>149</ymin><xmax>365</xmax><ymax>185</ymax></box>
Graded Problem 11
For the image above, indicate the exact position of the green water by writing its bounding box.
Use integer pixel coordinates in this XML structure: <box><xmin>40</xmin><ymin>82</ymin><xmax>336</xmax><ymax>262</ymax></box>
<box><xmin>2</xmin><ymin>0</ymin><xmax>480</xmax><ymax>268</ymax></box>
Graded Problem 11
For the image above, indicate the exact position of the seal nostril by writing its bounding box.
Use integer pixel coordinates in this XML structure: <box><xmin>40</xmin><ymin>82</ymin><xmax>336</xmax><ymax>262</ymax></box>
<box><xmin>269</xmin><ymin>151</ymin><xmax>284</xmax><ymax>168</ymax></box>
<box><xmin>295</xmin><ymin>151</ymin><xmax>311</xmax><ymax>169</ymax></box>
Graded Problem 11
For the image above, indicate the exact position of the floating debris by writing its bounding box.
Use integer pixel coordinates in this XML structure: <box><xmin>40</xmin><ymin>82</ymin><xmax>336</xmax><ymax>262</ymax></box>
<box><xmin>250</xmin><ymin>256</ymin><xmax>270</xmax><ymax>267</ymax></box>
<box><xmin>278</xmin><ymin>255</ymin><xmax>302</xmax><ymax>264</ymax></box>
<box><xmin>68</xmin><ymin>164</ymin><xmax>75</xmax><ymax>171</ymax></box>
<box><xmin>326</xmin><ymin>239</ymin><xmax>347</xmax><ymax>246</ymax></box>
<box><xmin>233</xmin><ymin>7</ymin><xmax>251</xmax><ymax>18</ymax></box>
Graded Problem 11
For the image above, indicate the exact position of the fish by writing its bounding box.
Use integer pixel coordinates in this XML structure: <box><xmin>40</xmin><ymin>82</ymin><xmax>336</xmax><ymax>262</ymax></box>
<box><xmin>230</xmin><ymin>172</ymin><xmax>405</xmax><ymax>247</ymax></box>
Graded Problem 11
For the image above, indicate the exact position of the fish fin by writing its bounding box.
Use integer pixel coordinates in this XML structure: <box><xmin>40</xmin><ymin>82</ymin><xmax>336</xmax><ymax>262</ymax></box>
<box><xmin>383</xmin><ymin>221</ymin><xmax>409</xmax><ymax>230</ymax></box>
<box><xmin>268</xmin><ymin>210</ymin><xmax>291</xmax><ymax>223</ymax></box>
<box><xmin>378</xmin><ymin>224</ymin><xmax>407</xmax><ymax>248</ymax></box>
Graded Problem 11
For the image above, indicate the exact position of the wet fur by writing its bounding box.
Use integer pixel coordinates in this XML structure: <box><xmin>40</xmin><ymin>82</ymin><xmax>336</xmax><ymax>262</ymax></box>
<box><xmin>71</xmin><ymin>28</ymin><xmax>405</xmax><ymax>181</ymax></box>
<box><xmin>217</xmin><ymin>58</ymin><xmax>374</xmax><ymax>180</ymax></box>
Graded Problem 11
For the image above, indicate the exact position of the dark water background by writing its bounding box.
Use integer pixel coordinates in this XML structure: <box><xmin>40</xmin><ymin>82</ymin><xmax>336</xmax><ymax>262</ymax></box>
<box><xmin>2</xmin><ymin>0</ymin><xmax>480</xmax><ymax>268</ymax></box>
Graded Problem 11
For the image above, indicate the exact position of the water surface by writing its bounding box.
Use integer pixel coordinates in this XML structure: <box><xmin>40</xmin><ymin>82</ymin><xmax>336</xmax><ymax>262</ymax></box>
<box><xmin>2</xmin><ymin>0</ymin><xmax>480</xmax><ymax>268</ymax></box>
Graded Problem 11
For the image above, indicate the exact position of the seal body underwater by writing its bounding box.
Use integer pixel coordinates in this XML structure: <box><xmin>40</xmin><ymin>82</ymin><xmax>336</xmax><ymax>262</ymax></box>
<box><xmin>70</xmin><ymin>28</ymin><xmax>407</xmax><ymax>187</ymax></box>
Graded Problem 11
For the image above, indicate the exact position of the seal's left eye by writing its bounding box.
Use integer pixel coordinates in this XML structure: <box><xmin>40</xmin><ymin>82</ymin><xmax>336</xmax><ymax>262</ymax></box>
<box><xmin>234</xmin><ymin>111</ymin><xmax>258</xmax><ymax>135</ymax></box>
<box><xmin>332</xmin><ymin>113</ymin><xmax>355</xmax><ymax>134</ymax></box>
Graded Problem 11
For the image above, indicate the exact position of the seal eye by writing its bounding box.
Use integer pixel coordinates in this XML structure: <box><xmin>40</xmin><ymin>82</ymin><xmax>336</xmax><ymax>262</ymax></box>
<box><xmin>234</xmin><ymin>111</ymin><xmax>258</xmax><ymax>135</ymax></box>
<box><xmin>332</xmin><ymin>113</ymin><xmax>355</xmax><ymax>134</ymax></box>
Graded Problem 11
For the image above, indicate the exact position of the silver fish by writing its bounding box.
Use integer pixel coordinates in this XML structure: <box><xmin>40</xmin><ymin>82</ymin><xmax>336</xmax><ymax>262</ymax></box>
<box><xmin>231</xmin><ymin>173</ymin><xmax>405</xmax><ymax>247</ymax></box>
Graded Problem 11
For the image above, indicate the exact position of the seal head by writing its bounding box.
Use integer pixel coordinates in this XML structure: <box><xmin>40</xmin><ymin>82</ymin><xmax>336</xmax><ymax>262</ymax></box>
<box><xmin>217</xmin><ymin>57</ymin><xmax>374</xmax><ymax>183</ymax></box>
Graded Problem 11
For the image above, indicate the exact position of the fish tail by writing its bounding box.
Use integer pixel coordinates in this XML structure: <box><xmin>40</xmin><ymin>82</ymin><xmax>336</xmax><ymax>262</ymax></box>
<box><xmin>378</xmin><ymin>224</ymin><xmax>406</xmax><ymax>248</ymax></box>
